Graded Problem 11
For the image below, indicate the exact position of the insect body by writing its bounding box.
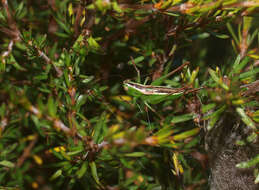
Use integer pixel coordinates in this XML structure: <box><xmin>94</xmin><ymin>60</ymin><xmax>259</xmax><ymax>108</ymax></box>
<box><xmin>123</xmin><ymin>80</ymin><xmax>186</xmax><ymax>95</ymax></box>
<box><xmin>123</xmin><ymin>80</ymin><xmax>199</xmax><ymax>104</ymax></box>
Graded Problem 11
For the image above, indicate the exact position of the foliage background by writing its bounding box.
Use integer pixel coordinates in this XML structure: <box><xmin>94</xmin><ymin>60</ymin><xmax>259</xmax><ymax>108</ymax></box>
<box><xmin>0</xmin><ymin>0</ymin><xmax>258</xmax><ymax>189</ymax></box>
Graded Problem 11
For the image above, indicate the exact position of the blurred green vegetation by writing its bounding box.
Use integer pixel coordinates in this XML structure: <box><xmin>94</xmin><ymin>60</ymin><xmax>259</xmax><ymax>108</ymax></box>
<box><xmin>0</xmin><ymin>0</ymin><xmax>258</xmax><ymax>189</ymax></box>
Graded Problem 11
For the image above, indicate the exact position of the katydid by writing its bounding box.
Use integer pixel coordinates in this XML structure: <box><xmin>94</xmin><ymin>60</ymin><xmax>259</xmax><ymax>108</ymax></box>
<box><xmin>123</xmin><ymin>80</ymin><xmax>201</xmax><ymax>104</ymax></box>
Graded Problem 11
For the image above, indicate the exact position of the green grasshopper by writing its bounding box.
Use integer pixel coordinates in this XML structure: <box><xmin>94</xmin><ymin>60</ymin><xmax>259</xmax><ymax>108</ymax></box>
<box><xmin>123</xmin><ymin>80</ymin><xmax>201</xmax><ymax>104</ymax></box>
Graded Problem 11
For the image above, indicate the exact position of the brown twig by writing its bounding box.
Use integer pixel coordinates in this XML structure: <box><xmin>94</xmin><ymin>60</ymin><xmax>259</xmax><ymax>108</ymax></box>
<box><xmin>240</xmin><ymin>21</ymin><xmax>248</xmax><ymax>59</ymax></box>
<box><xmin>74</xmin><ymin>4</ymin><xmax>83</xmax><ymax>37</ymax></box>
<box><xmin>23</xmin><ymin>99</ymin><xmax>107</xmax><ymax>152</ymax></box>
<box><xmin>152</xmin><ymin>53</ymin><xmax>165</xmax><ymax>81</ymax></box>
<box><xmin>1</xmin><ymin>0</ymin><xmax>63</xmax><ymax>77</ymax></box>
<box><xmin>1</xmin><ymin>40</ymin><xmax>13</xmax><ymax>63</ymax></box>
<box><xmin>1</xmin><ymin>0</ymin><xmax>20</xmax><ymax>63</ymax></box>
<box><xmin>240</xmin><ymin>80</ymin><xmax>259</xmax><ymax>96</ymax></box>
<box><xmin>0</xmin><ymin>118</ymin><xmax>8</xmax><ymax>133</ymax></box>
<box><xmin>16</xmin><ymin>135</ymin><xmax>38</xmax><ymax>168</ymax></box>
<box><xmin>36</xmin><ymin>47</ymin><xmax>63</xmax><ymax>77</ymax></box>
<box><xmin>1</xmin><ymin>0</ymin><xmax>20</xmax><ymax>40</ymax></box>
<box><xmin>130</xmin><ymin>56</ymin><xmax>140</xmax><ymax>78</ymax></box>
<box><xmin>164</xmin><ymin>61</ymin><xmax>190</xmax><ymax>79</ymax></box>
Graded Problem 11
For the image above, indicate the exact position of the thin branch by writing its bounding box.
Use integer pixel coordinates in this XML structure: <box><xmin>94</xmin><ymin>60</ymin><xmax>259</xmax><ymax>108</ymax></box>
<box><xmin>1</xmin><ymin>40</ymin><xmax>13</xmax><ymax>63</ymax></box>
<box><xmin>164</xmin><ymin>61</ymin><xmax>190</xmax><ymax>79</ymax></box>
<box><xmin>130</xmin><ymin>56</ymin><xmax>140</xmax><ymax>79</ymax></box>
<box><xmin>16</xmin><ymin>135</ymin><xmax>38</xmax><ymax>168</ymax></box>
<box><xmin>0</xmin><ymin>118</ymin><xmax>8</xmax><ymax>133</ymax></box>
<box><xmin>240</xmin><ymin>80</ymin><xmax>259</xmax><ymax>96</ymax></box>
<box><xmin>34</xmin><ymin>46</ymin><xmax>63</xmax><ymax>77</ymax></box>
<box><xmin>1</xmin><ymin>0</ymin><xmax>20</xmax><ymax>63</ymax></box>
<box><xmin>1</xmin><ymin>0</ymin><xmax>62</xmax><ymax>77</ymax></box>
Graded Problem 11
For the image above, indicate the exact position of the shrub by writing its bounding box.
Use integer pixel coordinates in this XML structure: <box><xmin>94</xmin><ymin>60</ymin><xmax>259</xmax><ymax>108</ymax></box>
<box><xmin>0</xmin><ymin>0</ymin><xmax>258</xmax><ymax>189</ymax></box>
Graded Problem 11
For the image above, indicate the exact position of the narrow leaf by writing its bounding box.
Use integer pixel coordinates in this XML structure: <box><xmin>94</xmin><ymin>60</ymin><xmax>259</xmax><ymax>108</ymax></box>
<box><xmin>90</xmin><ymin>161</ymin><xmax>101</xmax><ymax>185</ymax></box>
<box><xmin>50</xmin><ymin>169</ymin><xmax>62</xmax><ymax>180</ymax></box>
<box><xmin>236</xmin><ymin>107</ymin><xmax>256</xmax><ymax>130</ymax></box>
<box><xmin>208</xmin><ymin>68</ymin><xmax>229</xmax><ymax>90</ymax></box>
<box><xmin>171</xmin><ymin>113</ymin><xmax>195</xmax><ymax>124</ymax></box>
<box><xmin>0</xmin><ymin>160</ymin><xmax>15</xmax><ymax>168</ymax></box>
<box><xmin>172</xmin><ymin>128</ymin><xmax>200</xmax><ymax>141</ymax></box>
<box><xmin>236</xmin><ymin>154</ymin><xmax>259</xmax><ymax>168</ymax></box>
<box><xmin>77</xmin><ymin>162</ymin><xmax>87</xmax><ymax>179</ymax></box>
<box><xmin>124</xmin><ymin>152</ymin><xmax>146</xmax><ymax>157</ymax></box>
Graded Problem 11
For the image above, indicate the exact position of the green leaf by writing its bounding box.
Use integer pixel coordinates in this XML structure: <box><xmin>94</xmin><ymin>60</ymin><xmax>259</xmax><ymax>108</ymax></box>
<box><xmin>0</xmin><ymin>10</ymin><xmax>5</xmax><ymax>20</ymax></box>
<box><xmin>155</xmin><ymin>125</ymin><xmax>174</xmax><ymax>140</ymax></box>
<box><xmin>9</xmin><ymin>54</ymin><xmax>26</xmax><ymax>71</ymax></box>
<box><xmin>205</xmin><ymin>105</ymin><xmax>227</xmax><ymax>130</ymax></box>
<box><xmin>239</xmin><ymin>67</ymin><xmax>259</xmax><ymax>79</ymax></box>
<box><xmin>236</xmin><ymin>132</ymin><xmax>257</xmax><ymax>145</ymax></box>
<box><xmin>80</xmin><ymin>75</ymin><xmax>94</xmax><ymax>84</ymax></box>
<box><xmin>236</xmin><ymin>107</ymin><xmax>256</xmax><ymax>130</ymax></box>
<box><xmin>47</xmin><ymin>97</ymin><xmax>57</xmax><ymax>117</ymax></box>
<box><xmin>50</xmin><ymin>169</ymin><xmax>62</xmax><ymax>180</ymax></box>
<box><xmin>0</xmin><ymin>143</ymin><xmax>18</xmax><ymax>156</ymax></box>
<box><xmin>55</xmin><ymin>18</ymin><xmax>71</xmax><ymax>34</ymax></box>
<box><xmin>171</xmin><ymin>113</ymin><xmax>195</xmax><ymax>124</ymax></box>
<box><xmin>208</xmin><ymin>68</ymin><xmax>229</xmax><ymax>90</ymax></box>
<box><xmin>15</xmin><ymin>2</ymin><xmax>27</xmax><ymax>19</ymax></box>
<box><xmin>120</xmin><ymin>158</ymin><xmax>133</xmax><ymax>169</ymax></box>
<box><xmin>163</xmin><ymin>12</ymin><xmax>179</xmax><ymax>16</ymax></box>
<box><xmin>252</xmin><ymin>110</ymin><xmax>259</xmax><ymax>122</ymax></box>
<box><xmin>248</xmin><ymin>28</ymin><xmax>259</xmax><ymax>47</ymax></box>
<box><xmin>124</xmin><ymin>152</ymin><xmax>146</xmax><ymax>157</ymax></box>
<box><xmin>227</xmin><ymin>22</ymin><xmax>239</xmax><ymax>46</ymax></box>
<box><xmin>0</xmin><ymin>103</ymin><xmax>6</xmax><ymax>118</ymax></box>
<box><xmin>112</xmin><ymin>2</ymin><xmax>123</xmax><ymax>13</ymax></box>
<box><xmin>243</xmin><ymin>16</ymin><xmax>253</xmax><ymax>33</ymax></box>
<box><xmin>67</xmin><ymin>147</ymin><xmax>84</xmax><ymax>156</ymax></box>
<box><xmin>208</xmin><ymin>30</ymin><xmax>230</xmax><ymax>39</ymax></box>
<box><xmin>92</xmin><ymin>113</ymin><xmax>106</xmax><ymax>143</ymax></box>
<box><xmin>191</xmin><ymin>32</ymin><xmax>210</xmax><ymax>40</ymax></box>
<box><xmin>230</xmin><ymin>56</ymin><xmax>250</xmax><ymax>76</ymax></box>
<box><xmin>229</xmin><ymin>55</ymin><xmax>241</xmax><ymax>76</ymax></box>
<box><xmin>236</xmin><ymin>154</ymin><xmax>259</xmax><ymax>169</ymax></box>
<box><xmin>87</xmin><ymin>36</ymin><xmax>100</xmax><ymax>52</ymax></box>
<box><xmin>189</xmin><ymin>67</ymin><xmax>199</xmax><ymax>84</ymax></box>
<box><xmin>0</xmin><ymin>160</ymin><xmax>15</xmax><ymax>168</ymax></box>
<box><xmin>202</xmin><ymin>103</ymin><xmax>216</xmax><ymax>113</ymax></box>
<box><xmin>128</xmin><ymin>56</ymin><xmax>145</xmax><ymax>66</ymax></box>
<box><xmin>54</xmin><ymin>32</ymin><xmax>70</xmax><ymax>38</ymax></box>
<box><xmin>34</xmin><ymin>74</ymin><xmax>48</xmax><ymax>81</ymax></box>
<box><xmin>90</xmin><ymin>161</ymin><xmax>101</xmax><ymax>185</ymax></box>
<box><xmin>76</xmin><ymin>162</ymin><xmax>88</xmax><ymax>179</ymax></box>
<box><xmin>172</xmin><ymin>128</ymin><xmax>200</xmax><ymax>141</ymax></box>
<box><xmin>76</xmin><ymin>95</ymin><xmax>88</xmax><ymax>110</ymax></box>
